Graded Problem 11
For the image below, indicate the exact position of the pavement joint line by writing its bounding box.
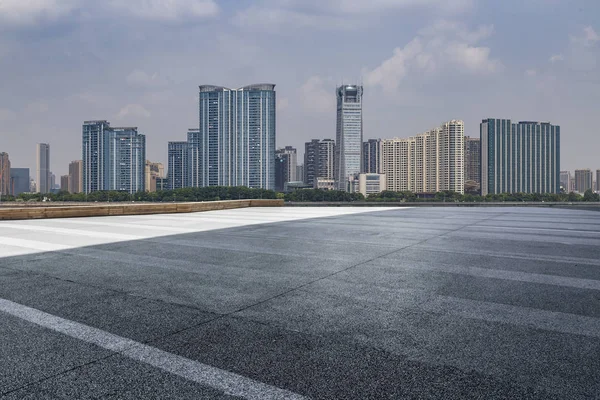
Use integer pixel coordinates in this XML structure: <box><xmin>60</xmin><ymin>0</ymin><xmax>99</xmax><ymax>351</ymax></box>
<box><xmin>0</xmin><ymin>297</ymin><xmax>308</xmax><ymax>400</ymax></box>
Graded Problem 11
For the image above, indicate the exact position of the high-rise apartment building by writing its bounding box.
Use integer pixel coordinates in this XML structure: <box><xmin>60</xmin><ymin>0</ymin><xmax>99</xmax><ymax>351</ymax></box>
<box><xmin>560</xmin><ymin>171</ymin><xmax>572</xmax><ymax>193</ymax></box>
<box><xmin>0</xmin><ymin>152</ymin><xmax>10</xmax><ymax>196</ymax></box>
<box><xmin>296</xmin><ymin>165</ymin><xmax>304</xmax><ymax>184</ymax></box>
<box><xmin>36</xmin><ymin>143</ymin><xmax>50</xmax><ymax>193</ymax></box>
<box><xmin>60</xmin><ymin>175</ymin><xmax>69</xmax><ymax>192</ymax></box>
<box><xmin>480</xmin><ymin>119</ymin><xmax>560</xmax><ymax>195</ymax></box>
<box><xmin>574</xmin><ymin>169</ymin><xmax>593</xmax><ymax>193</ymax></box>
<box><xmin>335</xmin><ymin>85</ymin><xmax>363</xmax><ymax>191</ymax></box>
<box><xmin>187</xmin><ymin>129</ymin><xmax>201</xmax><ymax>187</ymax></box>
<box><xmin>381</xmin><ymin>120</ymin><xmax>465</xmax><ymax>194</ymax></box>
<box><xmin>168</xmin><ymin>141</ymin><xmax>189</xmax><ymax>190</ymax></box>
<box><xmin>82</xmin><ymin>121</ymin><xmax>145</xmax><ymax>193</ymax></box>
<box><xmin>597</xmin><ymin>169</ymin><xmax>600</xmax><ymax>192</ymax></box>
<box><xmin>304</xmin><ymin>139</ymin><xmax>335</xmax><ymax>187</ymax></box>
<box><xmin>363</xmin><ymin>139</ymin><xmax>382</xmax><ymax>174</ymax></box>
<box><xmin>464</xmin><ymin>137</ymin><xmax>481</xmax><ymax>185</ymax></box>
<box><xmin>145</xmin><ymin>161</ymin><xmax>164</xmax><ymax>193</ymax></box>
<box><xmin>10</xmin><ymin>168</ymin><xmax>29</xmax><ymax>196</ymax></box>
<box><xmin>275</xmin><ymin>146</ymin><xmax>298</xmax><ymax>191</ymax></box>
<box><xmin>68</xmin><ymin>160</ymin><xmax>83</xmax><ymax>194</ymax></box>
<box><xmin>198</xmin><ymin>84</ymin><xmax>276</xmax><ymax>189</ymax></box>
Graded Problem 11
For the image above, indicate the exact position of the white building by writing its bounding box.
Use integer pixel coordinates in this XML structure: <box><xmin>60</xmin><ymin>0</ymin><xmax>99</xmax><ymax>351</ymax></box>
<box><xmin>349</xmin><ymin>173</ymin><xmax>386</xmax><ymax>197</ymax></box>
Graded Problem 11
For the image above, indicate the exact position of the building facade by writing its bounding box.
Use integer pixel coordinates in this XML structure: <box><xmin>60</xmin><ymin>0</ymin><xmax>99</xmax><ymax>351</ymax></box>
<box><xmin>68</xmin><ymin>160</ymin><xmax>83</xmax><ymax>194</ymax></box>
<box><xmin>304</xmin><ymin>139</ymin><xmax>335</xmax><ymax>187</ymax></box>
<box><xmin>36</xmin><ymin>143</ymin><xmax>50</xmax><ymax>193</ymax></box>
<box><xmin>464</xmin><ymin>136</ymin><xmax>481</xmax><ymax>187</ymax></box>
<box><xmin>198</xmin><ymin>84</ymin><xmax>276</xmax><ymax>190</ymax></box>
<box><xmin>82</xmin><ymin>121</ymin><xmax>145</xmax><ymax>194</ymax></box>
<box><xmin>363</xmin><ymin>139</ymin><xmax>382</xmax><ymax>174</ymax></box>
<box><xmin>9</xmin><ymin>168</ymin><xmax>29</xmax><ymax>196</ymax></box>
<box><xmin>0</xmin><ymin>152</ymin><xmax>10</xmax><ymax>196</ymax></box>
<box><xmin>60</xmin><ymin>175</ymin><xmax>69</xmax><ymax>192</ymax></box>
<box><xmin>349</xmin><ymin>173</ymin><xmax>386</xmax><ymax>197</ymax></box>
<box><xmin>168</xmin><ymin>141</ymin><xmax>189</xmax><ymax>190</ymax></box>
<box><xmin>296</xmin><ymin>165</ymin><xmax>304</xmax><ymax>184</ymax></box>
<box><xmin>381</xmin><ymin>120</ymin><xmax>465</xmax><ymax>194</ymax></box>
<box><xmin>145</xmin><ymin>161</ymin><xmax>164</xmax><ymax>193</ymax></box>
<box><xmin>275</xmin><ymin>146</ymin><xmax>297</xmax><ymax>191</ymax></box>
<box><xmin>335</xmin><ymin>85</ymin><xmax>363</xmax><ymax>191</ymax></box>
<box><xmin>574</xmin><ymin>169</ymin><xmax>593</xmax><ymax>193</ymax></box>
<box><xmin>480</xmin><ymin>119</ymin><xmax>560</xmax><ymax>195</ymax></box>
<box><xmin>597</xmin><ymin>169</ymin><xmax>600</xmax><ymax>192</ymax></box>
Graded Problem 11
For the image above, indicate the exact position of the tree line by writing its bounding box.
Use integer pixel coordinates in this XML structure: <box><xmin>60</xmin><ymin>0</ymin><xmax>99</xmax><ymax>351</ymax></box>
<box><xmin>2</xmin><ymin>187</ymin><xmax>599</xmax><ymax>203</ymax></box>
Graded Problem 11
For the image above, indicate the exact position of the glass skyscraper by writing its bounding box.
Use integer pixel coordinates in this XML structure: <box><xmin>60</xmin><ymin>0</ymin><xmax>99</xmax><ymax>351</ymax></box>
<box><xmin>197</xmin><ymin>84</ymin><xmax>276</xmax><ymax>190</ymax></box>
<box><xmin>83</xmin><ymin>120</ymin><xmax>146</xmax><ymax>194</ymax></box>
<box><xmin>168</xmin><ymin>141</ymin><xmax>189</xmax><ymax>190</ymax></box>
<box><xmin>335</xmin><ymin>85</ymin><xmax>363</xmax><ymax>191</ymax></box>
<box><xmin>480</xmin><ymin>119</ymin><xmax>560</xmax><ymax>195</ymax></box>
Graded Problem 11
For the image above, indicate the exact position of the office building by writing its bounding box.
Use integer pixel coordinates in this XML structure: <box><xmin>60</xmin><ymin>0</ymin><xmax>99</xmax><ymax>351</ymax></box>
<box><xmin>36</xmin><ymin>143</ymin><xmax>50</xmax><ymax>193</ymax></box>
<box><xmin>68</xmin><ymin>160</ymin><xmax>83</xmax><ymax>194</ymax></box>
<box><xmin>349</xmin><ymin>173</ymin><xmax>386</xmax><ymax>197</ymax></box>
<box><xmin>381</xmin><ymin>120</ymin><xmax>465</xmax><ymax>194</ymax></box>
<box><xmin>464</xmin><ymin>136</ymin><xmax>481</xmax><ymax>185</ymax></box>
<box><xmin>574</xmin><ymin>169</ymin><xmax>593</xmax><ymax>193</ymax></box>
<box><xmin>10</xmin><ymin>168</ymin><xmax>29</xmax><ymax>196</ymax></box>
<box><xmin>363</xmin><ymin>139</ymin><xmax>382</xmax><ymax>174</ymax></box>
<box><xmin>480</xmin><ymin>119</ymin><xmax>560</xmax><ymax>195</ymax></box>
<box><xmin>145</xmin><ymin>161</ymin><xmax>164</xmax><ymax>193</ymax></box>
<box><xmin>0</xmin><ymin>152</ymin><xmax>10</xmax><ymax>196</ymax></box>
<box><xmin>275</xmin><ymin>146</ymin><xmax>297</xmax><ymax>191</ymax></box>
<box><xmin>168</xmin><ymin>141</ymin><xmax>189</xmax><ymax>190</ymax></box>
<box><xmin>50</xmin><ymin>173</ymin><xmax>56</xmax><ymax>192</ymax></box>
<box><xmin>198</xmin><ymin>84</ymin><xmax>276</xmax><ymax>189</ymax></box>
<box><xmin>597</xmin><ymin>169</ymin><xmax>600</xmax><ymax>192</ymax></box>
<box><xmin>560</xmin><ymin>171</ymin><xmax>572</xmax><ymax>193</ymax></box>
<box><xmin>335</xmin><ymin>85</ymin><xmax>363</xmax><ymax>191</ymax></box>
<box><xmin>60</xmin><ymin>175</ymin><xmax>69</xmax><ymax>191</ymax></box>
<box><xmin>296</xmin><ymin>165</ymin><xmax>304</xmax><ymax>184</ymax></box>
<box><xmin>315</xmin><ymin>178</ymin><xmax>336</xmax><ymax>191</ymax></box>
<box><xmin>82</xmin><ymin>121</ymin><xmax>145</xmax><ymax>194</ymax></box>
<box><xmin>155</xmin><ymin>177</ymin><xmax>168</xmax><ymax>191</ymax></box>
<box><xmin>304</xmin><ymin>139</ymin><xmax>335</xmax><ymax>187</ymax></box>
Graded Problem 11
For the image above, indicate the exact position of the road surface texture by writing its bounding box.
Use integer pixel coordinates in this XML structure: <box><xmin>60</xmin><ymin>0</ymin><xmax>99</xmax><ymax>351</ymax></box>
<box><xmin>0</xmin><ymin>206</ymin><xmax>599</xmax><ymax>399</ymax></box>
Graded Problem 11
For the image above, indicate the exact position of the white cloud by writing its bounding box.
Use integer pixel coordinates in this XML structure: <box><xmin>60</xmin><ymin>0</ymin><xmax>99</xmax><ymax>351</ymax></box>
<box><xmin>300</xmin><ymin>76</ymin><xmax>335</xmax><ymax>113</ymax></box>
<box><xmin>116</xmin><ymin>104</ymin><xmax>151</xmax><ymax>119</ymax></box>
<box><xmin>107</xmin><ymin>0</ymin><xmax>218</xmax><ymax>21</ymax></box>
<box><xmin>365</xmin><ymin>21</ymin><xmax>501</xmax><ymax>91</ymax></box>
<box><xmin>0</xmin><ymin>0</ymin><xmax>79</xmax><ymax>26</ymax></box>
<box><xmin>570</xmin><ymin>26</ymin><xmax>600</xmax><ymax>47</ymax></box>
<box><xmin>126</xmin><ymin>69</ymin><xmax>168</xmax><ymax>88</ymax></box>
<box><xmin>549</xmin><ymin>54</ymin><xmax>564</xmax><ymax>63</ymax></box>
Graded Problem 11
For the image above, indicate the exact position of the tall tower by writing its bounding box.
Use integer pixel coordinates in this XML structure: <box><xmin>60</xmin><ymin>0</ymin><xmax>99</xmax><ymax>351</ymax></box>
<box><xmin>83</xmin><ymin>120</ymin><xmax>110</xmax><ymax>194</ymax></box>
<box><xmin>36</xmin><ymin>143</ymin><xmax>50</xmax><ymax>193</ymax></box>
<box><xmin>198</xmin><ymin>84</ymin><xmax>276</xmax><ymax>190</ymax></box>
<box><xmin>168</xmin><ymin>141</ymin><xmax>189</xmax><ymax>190</ymax></box>
<box><xmin>0</xmin><ymin>152</ymin><xmax>10</xmax><ymax>196</ymax></box>
<box><xmin>335</xmin><ymin>85</ymin><xmax>363</xmax><ymax>191</ymax></box>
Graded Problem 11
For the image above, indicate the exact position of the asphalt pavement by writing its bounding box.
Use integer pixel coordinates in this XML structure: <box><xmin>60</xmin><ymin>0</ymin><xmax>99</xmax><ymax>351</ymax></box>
<box><xmin>0</xmin><ymin>206</ymin><xmax>599</xmax><ymax>399</ymax></box>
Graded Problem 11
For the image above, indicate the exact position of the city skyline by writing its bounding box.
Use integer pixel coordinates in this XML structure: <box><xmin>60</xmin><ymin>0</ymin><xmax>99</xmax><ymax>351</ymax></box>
<box><xmin>0</xmin><ymin>1</ymin><xmax>598</xmax><ymax>177</ymax></box>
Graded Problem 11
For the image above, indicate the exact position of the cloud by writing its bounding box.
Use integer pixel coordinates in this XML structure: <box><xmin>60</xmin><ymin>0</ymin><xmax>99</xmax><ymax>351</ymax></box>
<box><xmin>0</xmin><ymin>108</ymin><xmax>17</xmax><ymax>121</ymax></box>
<box><xmin>116</xmin><ymin>104</ymin><xmax>151</xmax><ymax>119</ymax></box>
<box><xmin>365</xmin><ymin>21</ymin><xmax>501</xmax><ymax>91</ymax></box>
<box><xmin>525</xmin><ymin>69</ymin><xmax>537</xmax><ymax>77</ymax></box>
<box><xmin>0</xmin><ymin>0</ymin><xmax>80</xmax><ymax>27</ymax></box>
<box><xmin>126</xmin><ymin>70</ymin><xmax>168</xmax><ymax>89</ymax></box>
<box><xmin>300</xmin><ymin>76</ymin><xmax>335</xmax><ymax>113</ymax></box>
<box><xmin>106</xmin><ymin>0</ymin><xmax>218</xmax><ymax>21</ymax></box>
<box><xmin>570</xmin><ymin>26</ymin><xmax>600</xmax><ymax>47</ymax></box>
<box><xmin>549</xmin><ymin>54</ymin><xmax>564</xmax><ymax>63</ymax></box>
<box><xmin>234</xmin><ymin>0</ymin><xmax>473</xmax><ymax>31</ymax></box>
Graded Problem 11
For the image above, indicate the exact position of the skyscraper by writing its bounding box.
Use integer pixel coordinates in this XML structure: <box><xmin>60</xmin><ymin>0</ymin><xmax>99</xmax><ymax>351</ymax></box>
<box><xmin>68</xmin><ymin>160</ymin><xmax>83</xmax><ymax>194</ymax></box>
<box><xmin>275</xmin><ymin>146</ymin><xmax>297</xmax><ymax>191</ymax></box>
<box><xmin>597</xmin><ymin>169</ymin><xmax>600</xmax><ymax>192</ymax></box>
<box><xmin>560</xmin><ymin>171</ymin><xmax>572</xmax><ymax>193</ymax></box>
<box><xmin>198</xmin><ymin>84</ymin><xmax>276</xmax><ymax>189</ymax></box>
<box><xmin>480</xmin><ymin>119</ymin><xmax>560</xmax><ymax>195</ymax></box>
<box><xmin>574</xmin><ymin>169</ymin><xmax>593</xmax><ymax>193</ymax></box>
<box><xmin>304</xmin><ymin>139</ymin><xmax>335</xmax><ymax>187</ymax></box>
<box><xmin>335</xmin><ymin>85</ymin><xmax>363</xmax><ymax>191</ymax></box>
<box><xmin>168</xmin><ymin>141</ymin><xmax>189</xmax><ymax>190</ymax></box>
<box><xmin>9</xmin><ymin>168</ymin><xmax>29</xmax><ymax>196</ymax></box>
<box><xmin>36</xmin><ymin>143</ymin><xmax>50</xmax><ymax>193</ymax></box>
<box><xmin>82</xmin><ymin>121</ymin><xmax>145</xmax><ymax>193</ymax></box>
<box><xmin>363</xmin><ymin>139</ymin><xmax>382</xmax><ymax>174</ymax></box>
<box><xmin>60</xmin><ymin>175</ymin><xmax>69</xmax><ymax>192</ymax></box>
<box><xmin>464</xmin><ymin>137</ymin><xmax>481</xmax><ymax>188</ymax></box>
<box><xmin>380</xmin><ymin>120</ymin><xmax>465</xmax><ymax>194</ymax></box>
<box><xmin>187</xmin><ymin>128</ymin><xmax>201</xmax><ymax>187</ymax></box>
<box><xmin>0</xmin><ymin>152</ymin><xmax>10</xmax><ymax>196</ymax></box>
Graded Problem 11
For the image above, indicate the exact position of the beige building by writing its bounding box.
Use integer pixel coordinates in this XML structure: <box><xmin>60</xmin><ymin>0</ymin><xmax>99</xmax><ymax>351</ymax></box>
<box><xmin>315</xmin><ymin>177</ymin><xmax>336</xmax><ymax>191</ymax></box>
<box><xmin>68</xmin><ymin>160</ymin><xmax>83</xmax><ymax>193</ymax></box>
<box><xmin>145</xmin><ymin>161</ymin><xmax>165</xmax><ymax>192</ymax></box>
<box><xmin>349</xmin><ymin>173</ymin><xmax>386</xmax><ymax>197</ymax></box>
<box><xmin>381</xmin><ymin>120</ymin><xmax>465</xmax><ymax>194</ymax></box>
<box><xmin>0</xmin><ymin>152</ymin><xmax>10</xmax><ymax>196</ymax></box>
<box><xmin>60</xmin><ymin>175</ymin><xmax>69</xmax><ymax>192</ymax></box>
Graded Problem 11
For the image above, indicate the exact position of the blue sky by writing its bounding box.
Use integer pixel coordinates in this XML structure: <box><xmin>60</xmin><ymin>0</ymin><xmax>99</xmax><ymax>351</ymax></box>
<box><xmin>0</xmin><ymin>0</ymin><xmax>598</xmax><ymax>177</ymax></box>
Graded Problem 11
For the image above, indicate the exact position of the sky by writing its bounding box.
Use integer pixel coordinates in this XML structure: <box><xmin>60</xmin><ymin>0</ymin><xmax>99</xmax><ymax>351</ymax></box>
<box><xmin>0</xmin><ymin>0</ymin><xmax>599</xmax><ymax>178</ymax></box>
